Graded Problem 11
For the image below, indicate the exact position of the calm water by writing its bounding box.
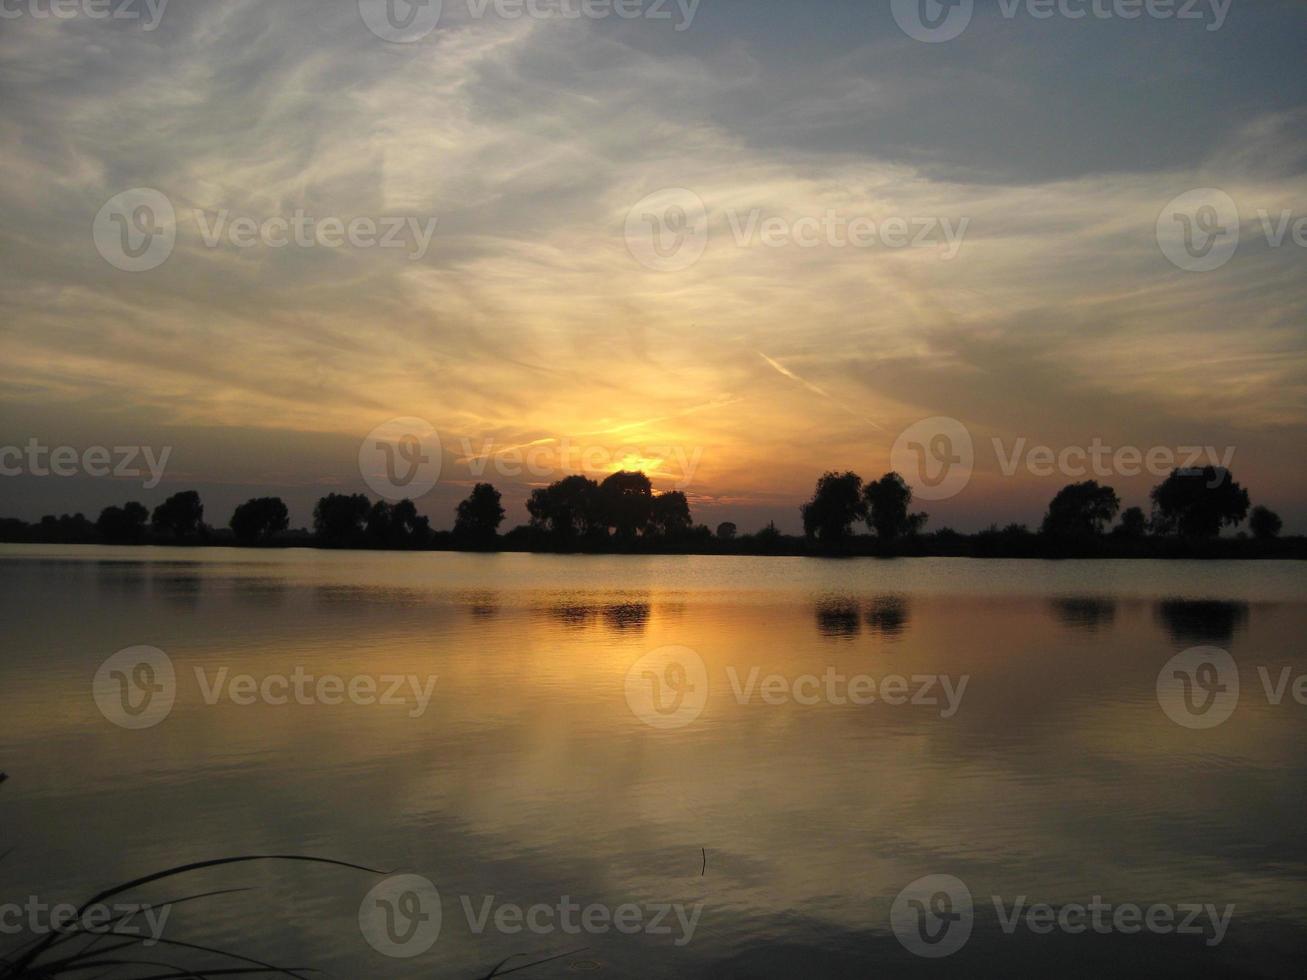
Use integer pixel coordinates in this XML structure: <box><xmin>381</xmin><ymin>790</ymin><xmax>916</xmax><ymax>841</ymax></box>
<box><xmin>1</xmin><ymin>546</ymin><xmax>1305</xmax><ymax>978</ymax></box>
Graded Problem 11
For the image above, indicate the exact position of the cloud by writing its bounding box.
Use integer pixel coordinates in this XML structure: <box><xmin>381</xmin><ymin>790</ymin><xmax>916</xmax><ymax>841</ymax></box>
<box><xmin>0</xmin><ymin>0</ymin><xmax>1304</xmax><ymax>529</ymax></box>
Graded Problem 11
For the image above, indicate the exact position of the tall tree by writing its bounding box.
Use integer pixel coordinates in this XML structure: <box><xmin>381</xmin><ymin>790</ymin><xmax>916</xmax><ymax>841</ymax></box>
<box><xmin>599</xmin><ymin>471</ymin><xmax>653</xmax><ymax>540</ymax></box>
<box><xmin>527</xmin><ymin>475</ymin><xmax>602</xmax><ymax>541</ymax></box>
<box><xmin>230</xmin><ymin>497</ymin><xmax>289</xmax><ymax>545</ymax></box>
<box><xmin>1249</xmin><ymin>506</ymin><xmax>1283</xmax><ymax>541</ymax></box>
<box><xmin>1150</xmin><ymin>468</ymin><xmax>1249</xmax><ymax>538</ymax></box>
<box><xmin>391</xmin><ymin>499</ymin><xmax>432</xmax><ymax>547</ymax></box>
<box><xmin>151</xmin><ymin>490</ymin><xmax>204</xmax><ymax>540</ymax></box>
<box><xmin>454</xmin><ymin>483</ymin><xmax>505</xmax><ymax>546</ymax></box>
<box><xmin>649</xmin><ymin>491</ymin><xmax>693</xmax><ymax>538</ymax></box>
<box><xmin>96</xmin><ymin>502</ymin><xmax>149</xmax><ymax>544</ymax></box>
<box><xmin>313</xmin><ymin>493</ymin><xmax>371</xmax><ymax>547</ymax></box>
<box><xmin>367</xmin><ymin>500</ymin><xmax>395</xmax><ymax>542</ymax></box>
<box><xmin>1041</xmin><ymin>481</ymin><xmax>1121</xmax><ymax>537</ymax></box>
<box><xmin>863</xmin><ymin>472</ymin><xmax>927</xmax><ymax>541</ymax></box>
<box><xmin>801</xmin><ymin>472</ymin><xmax>866</xmax><ymax>544</ymax></box>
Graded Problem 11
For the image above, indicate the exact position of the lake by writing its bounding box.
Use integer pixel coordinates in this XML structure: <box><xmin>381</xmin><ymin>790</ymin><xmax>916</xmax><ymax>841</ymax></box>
<box><xmin>1</xmin><ymin>546</ymin><xmax>1304</xmax><ymax>978</ymax></box>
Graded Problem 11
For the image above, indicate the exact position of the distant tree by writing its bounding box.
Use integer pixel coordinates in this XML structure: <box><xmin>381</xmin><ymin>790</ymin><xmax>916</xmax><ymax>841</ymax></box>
<box><xmin>33</xmin><ymin>513</ymin><xmax>96</xmax><ymax>543</ymax></box>
<box><xmin>687</xmin><ymin>524</ymin><xmax>715</xmax><ymax>544</ymax></box>
<box><xmin>801</xmin><ymin>471</ymin><xmax>866</xmax><ymax>544</ymax></box>
<box><xmin>716</xmin><ymin>522</ymin><xmax>738</xmax><ymax>541</ymax></box>
<box><xmin>230</xmin><ymin>497</ymin><xmax>289</xmax><ymax>545</ymax></box>
<box><xmin>863</xmin><ymin>472</ymin><xmax>928</xmax><ymax>541</ymax></box>
<box><xmin>1150</xmin><ymin>468</ymin><xmax>1250</xmax><ymax>538</ymax></box>
<box><xmin>527</xmin><ymin>475</ymin><xmax>602</xmax><ymax>541</ymax></box>
<box><xmin>1114</xmin><ymin>506</ymin><xmax>1149</xmax><ymax>539</ymax></box>
<box><xmin>599</xmin><ymin>471</ymin><xmax>654</xmax><ymax>540</ymax></box>
<box><xmin>367</xmin><ymin>500</ymin><xmax>395</xmax><ymax>542</ymax></box>
<box><xmin>1249</xmin><ymin>505</ymin><xmax>1283</xmax><ymax>541</ymax></box>
<box><xmin>96</xmin><ymin>502</ymin><xmax>149</xmax><ymax>544</ymax></box>
<box><xmin>392</xmin><ymin>499</ymin><xmax>432</xmax><ymax>547</ymax></box>
<box><xmin>649</xmin><ymin>491</ymin><xmax>693</xmax><ymax>538</ymax></box>
<box><xmin>454</xmin><ymin>484</ymin><xmax>505</xmax><ymax>546</ymax></box>
<box><xmin>754</xmin><ymin>521</ymin><xmax>782</xmax><ymax>545</ymax></box>
<box><xmin>151</xmin><ymin>490</ymin><xmax>204</xmax><ymax>540</ymax></box>
<box><xmin>313</xmin><ymin>493</ymin><xmax>371</xmax><ymax>547</ymax></box>
<box><xmin>1041</xmin><ymin>481</ymin><xmax>1121</xmax><ymax>537</ymax></box>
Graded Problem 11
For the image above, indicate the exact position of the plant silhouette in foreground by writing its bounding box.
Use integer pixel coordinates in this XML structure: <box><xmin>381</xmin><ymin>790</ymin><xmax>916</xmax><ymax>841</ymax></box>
<box><xmin>0</xmin><ymin>851</ymin><xmax>380</xmax><ymax>980</ymax></box>
<box><xmin>1</xmin><ymin>776</ymin><xmax>582</xmax><ymax>979</ymax></box>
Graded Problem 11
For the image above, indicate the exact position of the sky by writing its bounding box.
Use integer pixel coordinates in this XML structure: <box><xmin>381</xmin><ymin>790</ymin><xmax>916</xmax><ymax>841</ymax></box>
<box><xmin>1</xmin><ymin>0</ymin><xmax>1305</xmax><ymax>533</ymax></box>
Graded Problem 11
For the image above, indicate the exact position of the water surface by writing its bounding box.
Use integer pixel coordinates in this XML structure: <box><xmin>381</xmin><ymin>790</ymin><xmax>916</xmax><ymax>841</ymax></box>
<box><xmin>1</xmin><ymin>547</ymin><xmax>1304</xmax><ymax>977</ymax></box>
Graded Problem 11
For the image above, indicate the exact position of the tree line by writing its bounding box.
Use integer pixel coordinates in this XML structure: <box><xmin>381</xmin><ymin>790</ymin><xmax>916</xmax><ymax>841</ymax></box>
<box><xmin>0</xmin><ymin>465</ymin><xmax>1291</xmax><ymax>555</ymax></box>
<box><xmin>0</xmin><ymin>471</ymin><xmax>707</xmax><ymax>550</ymax></box>
<box><xmin>798</xmin><ymin>466</ymin><xmax>1284</xmax><ymax>545</ymax></box>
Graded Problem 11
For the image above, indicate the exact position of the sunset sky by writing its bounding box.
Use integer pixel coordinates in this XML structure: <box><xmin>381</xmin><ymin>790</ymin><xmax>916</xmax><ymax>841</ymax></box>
<box><xmin>1</xmin><ymin>0</ymin><xmax>1304</xmax><ymax>532</ymax></box>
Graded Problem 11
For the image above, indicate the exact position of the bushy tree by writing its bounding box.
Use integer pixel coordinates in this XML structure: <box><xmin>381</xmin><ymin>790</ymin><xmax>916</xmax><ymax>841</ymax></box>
<box><xmin>649</xmin><ymin>491</ymin><xmax>693</xmax><ymax>538</ymax></box>
<box><xmin>367</xmin><ymin>501</ymin><xmax>394</xmax><ymax>542</ymax></box>
<box><xmin>1150</xmin><ymin>468</ymin><xmax>1249</xmax><ymax>538</ymax></box>
<box><xmin>313</xmin><ymin>493</ymin><xmax>371</xmax><ymax>546</ymax></box>
<box><xmin>801</xmin><ymin>472</ymin><xmax>865</xmax><ymax>544</ymax></box>
<box><xmin>96</xmin><ymin>502</ymin><xmax>149</xmax><ymax>544</ymax></box>
<box><xmin>230</xmin><ymin>497</ymin><xmax>290</xmax><ymax>545</ymax></box>
<box><xmin>454</xmin><ymin>484</ymin><xmax>505</xmax><ymax>546</ymax></box>
<box><xmin>151</xmin><ymin>490</ymin><xmax>204</xmax><ymax>540</ymax></box>
<box><xmin>1249</xmin><ymin>505</ymin><xmax>1283</xmax><ymax>541</ymax></box>
<box><xmin>1114</xmin><ymin>506</ymin><xmax>1148</xmax><ymax>539</ymax></box>
<box><xmin>527</xmin><ymin>475</ymin><xmax>602</xmax><ymax>541</ymax></box>
<box><xmin>392</xmin><ymin>499</ymin><xmax>432</xmax><ymax>546</ymax></box>
<box><xmin>863</xmin><ymin>472</ymin><xmax>928</xmax><ymax>541</ymax></box>
<box><xmin>716</xmin><ymin>522</ymin><xmax>738</xmax><ymax>541</ymax></box>
<box><xmin>599</xmin><ymin>471</ymin><xmax>653</xmax><ymax>540</ymax></box>
<box><xmin>1041</xmin><ymin>481</ymin><xmax>1121</xmax><ymax>537</ymax></box>
<box><xmin>363</xmin><ymin>499</ymin><xmax>432</xmax><ymax>548</ymax></box>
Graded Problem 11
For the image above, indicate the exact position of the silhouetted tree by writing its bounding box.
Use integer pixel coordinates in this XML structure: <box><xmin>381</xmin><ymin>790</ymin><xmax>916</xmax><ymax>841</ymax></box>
<box><xmin>527</xmin><ymin>475</ymin><xmax>602</xmax><ymax>542</ymax></box>
<box><xmin>863</xmin><ymin>471</ymin><xmax>928</xmax><ymax>541</ymax></box>
<box><xmin>151</xmin><ymin>490</ymin><xmax>204</xmax><ymax>541</ymax></box>
<box><xmin>96</xmin><ymin>502</ymin><xmax>149</xmax><ymax>544</ymax></box>
<box><xmin>1041</xmin><ymin>481</ymin><xmax>1120</xmax><ymax>537</ymax></box>
<box><xmin>599</xmin><ymin>471</ymin><xmax>653</xmax><ymax>540</ymax></box>
<box><xmin>367</xmin><ymin>501</ymin><xmax>395</xmax><ymax>542</ymax></box>
<box><xmin>230</xmin><ymin>497</ymin><xmax>289</xmax><ymax>545</ymax></box>
<box><xmin>392</xmin><ymin>499</ymin><xmax>432</xmax><ymax>546</ymax></box>
<box><xmin>313</xmin><ymin>493</ymin><xmax>371</xmax><ymax>547</ymax></box>
<box><xmin>1249</xmin><ymin>505</ymin><xmax>1283</xmax><ymax>541</ymax></box>
<box><xmin>1150</xmin><ymin>468</ymin><xmax>1249</xmax><ymax>538</ymax></box>
<box><xmin>453</xmin><ymin>484</ymin><xmax>505</xmax><ymax>546</ymax></box>
<box><xmin>649</xmin><ymin>491</ymin><xmax>693</xmax><ymax>538</ymax></box>
<box><xmin>754</xmin><ymin>521</ymin><xmax>782</xmax><ymax>545</ymax></box>
<box><xmin>801</xmin><ymin>472</ymin><xmax>865</xmax><ymax>544</ymax></box>
<box><xmin>34</xmin><ymin>513</ymin><xmax>96</xmax><ymax>543</ymax></box>
<box><xmin>1114</xmin><ymin>506</ymin><xmax>1148</xmax><ymax>539</ymax></box>
<box><xmin>716</xmin><ymin>522</ymin><xmax>738</xmax><ymax>541</ymax></box>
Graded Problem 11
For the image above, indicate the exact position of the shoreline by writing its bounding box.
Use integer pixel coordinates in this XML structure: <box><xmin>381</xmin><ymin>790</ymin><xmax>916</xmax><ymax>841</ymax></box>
<box><xmin>3</xmin><ymin>534</ymin><xmax>1303</xmax><ymax>561</ymax></box>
